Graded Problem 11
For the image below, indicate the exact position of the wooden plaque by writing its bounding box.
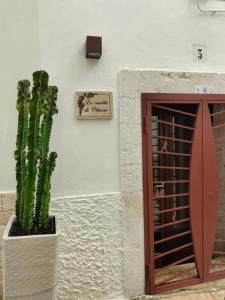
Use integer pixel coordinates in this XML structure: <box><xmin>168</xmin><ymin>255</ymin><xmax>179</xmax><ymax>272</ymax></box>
<box><xmin>75</xmin><ymin>91</ymin><xmax>113</xmax><ymax>119</ymax></box>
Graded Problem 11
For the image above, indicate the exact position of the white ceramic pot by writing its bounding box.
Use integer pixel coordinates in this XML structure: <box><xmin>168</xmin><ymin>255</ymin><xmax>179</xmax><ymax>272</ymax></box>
<box><xmin>2</xmin><ymin>215</ymin><xmax>59</xmax><ymax>300</ymax></box>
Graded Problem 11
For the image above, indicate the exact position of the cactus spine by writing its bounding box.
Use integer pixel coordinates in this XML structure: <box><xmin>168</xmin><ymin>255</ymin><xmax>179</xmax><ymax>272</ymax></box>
<box><xmin>14</xmin><ymin>71</ymin><xmax>58</xmax><ymax>234</ymax></box>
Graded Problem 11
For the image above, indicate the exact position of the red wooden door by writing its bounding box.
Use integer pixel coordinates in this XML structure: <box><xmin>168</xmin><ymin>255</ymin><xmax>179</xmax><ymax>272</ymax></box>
<box><xmin>142</xmin><ymin>94</ymin><xmax>225</xmax><ymax>294</ymax></box>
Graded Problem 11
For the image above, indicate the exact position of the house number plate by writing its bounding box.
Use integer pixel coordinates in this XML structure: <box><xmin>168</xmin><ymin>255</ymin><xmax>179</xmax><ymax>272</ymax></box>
<box><xmin>75</xmin><ymin>91</ymin><xmax>113</xmax><ymax>119</ymax></box>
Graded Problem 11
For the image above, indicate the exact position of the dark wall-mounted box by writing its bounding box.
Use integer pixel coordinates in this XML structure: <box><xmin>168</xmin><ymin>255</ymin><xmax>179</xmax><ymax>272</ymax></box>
<box><xmin>86</xmin><ymin>36</ymin><xmax>102</xmax><ymax>59</ymax></box>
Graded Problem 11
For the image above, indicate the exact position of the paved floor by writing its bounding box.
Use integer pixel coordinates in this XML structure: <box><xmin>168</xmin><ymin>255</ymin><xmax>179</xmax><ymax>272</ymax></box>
<box><xmin>132</xmin><ymin>289</ymin><xmax>225</xmax><ymax>300</ymax></box>
<box><xmin>159</xmin><ymin>290</ymin><xmax>225</xmax><ymax>300</ymax></box>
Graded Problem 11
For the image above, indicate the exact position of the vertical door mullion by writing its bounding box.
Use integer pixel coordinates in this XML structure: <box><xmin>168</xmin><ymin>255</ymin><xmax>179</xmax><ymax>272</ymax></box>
<box><xmin>189</xmin><ymin>101</ymin><xmax>204</xmax><ymax>280</ymax></box>
<box><xmin>202</xmin><ymin>100</ymin><xmax>206</xmax><ymax>281</ymax></box>
<box><xmin>147</xmin><ymin>98</ymin><xmax>155</xmax><ymax>292</ymax></box>
<box><xmin>142</xmin><ymin>96</ymin><xmax>155</xmax><ymax>293</ymax></box>
<box><xmin>202</xmin><ymin>100</ymin><xmax>219</xmax><ymax>280</ymax></box>
<box><xmin>142</xmin><ymin>96</ymin><xmax>151</xmax><ymax>294</ymax></box>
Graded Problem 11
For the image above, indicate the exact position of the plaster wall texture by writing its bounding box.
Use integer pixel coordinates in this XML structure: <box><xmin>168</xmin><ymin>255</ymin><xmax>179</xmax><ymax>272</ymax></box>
<box><xmin>50</xmin><ymin>192</ymin><xmax>123</xmax><ymax>300</ymax></box>
<box><xmin>119</xmin><ymin>70</ymin><xmax>225</xmax><ymax>298</ymax></box>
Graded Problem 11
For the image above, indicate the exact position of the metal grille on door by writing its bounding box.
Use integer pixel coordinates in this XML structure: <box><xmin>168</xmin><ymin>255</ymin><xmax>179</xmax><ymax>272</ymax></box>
<box><xmin>142</xmin><ymin>94</ymin><xmax>225</xmax><ymax>294</ymax></box>
<box><xmin>152</xmin><ymin>103</ymin><xmax>199</xmax><ymax>288</ymax></box>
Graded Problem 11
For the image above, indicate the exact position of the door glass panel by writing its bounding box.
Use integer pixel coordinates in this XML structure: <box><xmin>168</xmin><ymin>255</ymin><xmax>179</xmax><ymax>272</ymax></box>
<box><xmin>152</xmin><ymin>104</ymin><xmax>199</xmax><ymax>286</ymax></box>
<box><xmin>209</xmin><ymin>104</ymin><xmax>225</xmax><ymax>274</ymax></box>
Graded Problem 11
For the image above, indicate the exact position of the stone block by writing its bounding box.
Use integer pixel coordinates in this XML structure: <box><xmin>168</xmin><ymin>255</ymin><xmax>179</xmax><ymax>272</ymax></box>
<box><xmin>120</xmin><ymin>98</ymin><xmax>141</xmax><ymax>124</ymax></box>
<box><xmin>0</xmin><ymin>212</ymin><xmax>13</xmax><ymax>226</ymax></box>
<box><xmin>0</xmin><ymin>226</ymin><xmax>5</xmax><ymax>250</ymax></box>
<box><xmin>120</xmin><ymin>122</ymin><xmax>142</xmax><ymax>165</ymax></box>
<box><xmin>123</xmin><ymin>246</ymin><xmax>145</xmax><ymax>297</ymax></box>
<box><xmin>121</xmin><ymin>164</ymin><xmax>143</xmax><ymax>194</ymax></box>
<box><xmin>121</xmin><ymin>122</ymin><xmax>142</xmax><ymax>150</ymax></box>
<box><xmin>0</xmin><ymin>195</ymin><xmax>2</xmax><ymax>212</ymax></box>
<box><xmin>0</xmin><ymin>267</ymin><xmax>2</xmax><ymax>297</ymax></box>
<box><xmin>2</xmin><ymin>193</ymin><xmax>16</xmax><ymax>212</ymax></box>
<box><xmin>123</xmin><ymin>192</ymin><xmax>144</xmax><ymax>248</ymax></box>
<box><xmin>0</xmin><ymin>250</ymin><xmax>2</xmax><ymax>268</ymax></box>
<box><xmin>119</xmin><ymin>70</ymin><xmax>140</xmax><ymax>99</ymax></box>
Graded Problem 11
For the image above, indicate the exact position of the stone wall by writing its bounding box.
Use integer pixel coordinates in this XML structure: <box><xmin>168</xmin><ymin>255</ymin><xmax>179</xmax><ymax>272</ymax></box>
<box><xmin>0</xmin><ymin>193</ymin><xmax>16</xmax><ymax>299</ymax></box>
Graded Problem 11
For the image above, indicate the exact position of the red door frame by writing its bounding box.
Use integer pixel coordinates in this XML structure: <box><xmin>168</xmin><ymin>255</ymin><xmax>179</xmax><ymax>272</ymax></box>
<box><xmin>142</xmin><ymin>93</ymin><xmax>225</xmax><ymax>294</ymax></box>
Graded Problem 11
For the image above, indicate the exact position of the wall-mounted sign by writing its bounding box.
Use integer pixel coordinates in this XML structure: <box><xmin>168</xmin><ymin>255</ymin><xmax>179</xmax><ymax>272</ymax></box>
<box><xmin>75</xmin><ymin>91</ymin><xmax>113</xmax><ymax>119</ymax></box>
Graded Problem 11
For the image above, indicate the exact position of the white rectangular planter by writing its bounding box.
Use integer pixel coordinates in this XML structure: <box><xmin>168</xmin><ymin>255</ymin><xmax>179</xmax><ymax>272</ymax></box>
<box><xmin>2</xmin><ymin>215</ymin><xmax>59</xmax><ymax>300</ymax></box>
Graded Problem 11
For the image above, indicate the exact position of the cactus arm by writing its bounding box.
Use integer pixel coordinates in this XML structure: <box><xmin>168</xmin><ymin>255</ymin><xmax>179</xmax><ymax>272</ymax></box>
<box><xmin>39</xmin><ymin>152</ymin><xmax>57</xmax><ymax>228</ymax></box>
<box><xmin>22</xmin><ymin>71</ymin><xmax>49</xmax><ymax>232</ymax></box>
<box><xmin>35</xmin><ymin>86</ymin><xmax>58</xmax><ymax>224</ymax></box>
<box><xmin>15</xmin><ymin>80</ymin><xmax>30</xmax><ymax>224</ymax></box>
<box><xmin>19</xmin><ymin>150</ymin><xmax>27</xmax><ymax>223</ymax></box>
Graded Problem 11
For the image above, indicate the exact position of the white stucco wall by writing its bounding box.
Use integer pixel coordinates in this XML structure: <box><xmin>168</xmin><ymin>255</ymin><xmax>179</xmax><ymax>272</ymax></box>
<box><xmin>0</xmin><ymin>0</ymin><xmax>40</xmax><ymax>192</ymax></box>
<box><xmin>2</xmin><ymin>1</ymin><xmax>225</xmax><ymax>300</ymax></box>
<box><xmin>2</xmin><ymin>0</ymin><xmax>225</xmax><ymax>196</ymax></box>
<box><xmin>37</xmin><ymin>0</ymin><xmax>225</xmax><ymax>198</ymax></box>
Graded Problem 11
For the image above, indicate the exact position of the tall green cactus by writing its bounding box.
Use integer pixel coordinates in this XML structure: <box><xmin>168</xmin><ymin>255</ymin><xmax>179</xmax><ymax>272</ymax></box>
<box><xmin>14</xmin><ymin>71</ymin><xmax>58</xmax><ymax>234</ymax></box>
<box><xmin>15</xmin><ymin>80</ymin><xmax>30</xmax><ymax>223</ymax></box>
<box><xmin>35</xmin><ymin>86</ymin><xmax>58</xmax><ymax>227</ymax></box>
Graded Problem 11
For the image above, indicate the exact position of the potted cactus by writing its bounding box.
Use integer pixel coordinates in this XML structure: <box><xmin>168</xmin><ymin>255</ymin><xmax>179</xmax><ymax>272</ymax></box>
<box><xmin>2</xmin><ymin>71</ymin><xmax>59</xmax><ymax>300</ymax></box>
